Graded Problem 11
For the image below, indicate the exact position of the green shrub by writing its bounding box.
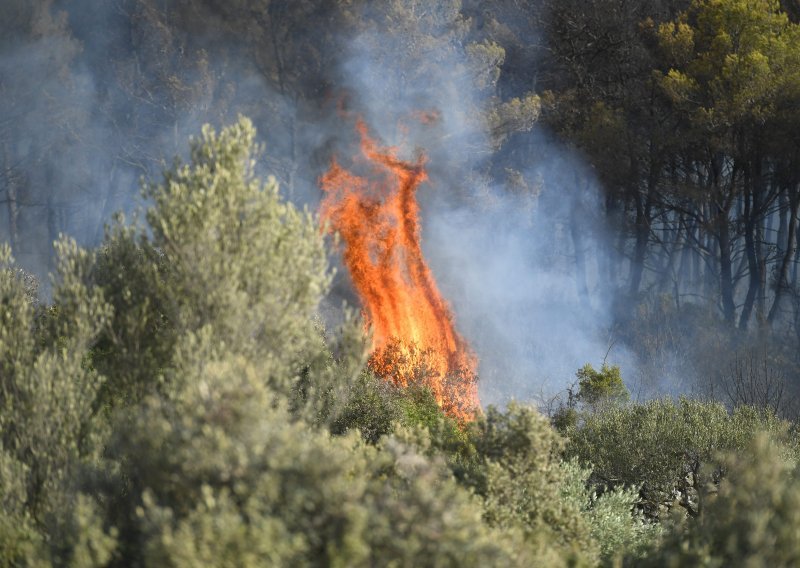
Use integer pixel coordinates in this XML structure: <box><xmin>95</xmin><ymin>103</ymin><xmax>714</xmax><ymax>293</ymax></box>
<box><xmin>369</xmin><ymin>428</ymin><xmax>534</xmax><ymax>567</ymax></box>
<box><xmin>559</xmin><ymin>460</ymin><xmax>660</xmax><ymax>564</ymax></box>
<box><xmin>392</xmin><ymin>398</ymin><xmax>661</xmax><ymax>565</ymax></box>
<box><xmin>565</xmin><ymin>397</ymin><xmax>798</xmax><ymax>518</ymax></box>
<box><xmin>397</xmin><ymin>385</ymin><xmax>483</xmax><ymax>488</ymax></box>
<box><xmin>473</xmin><ymin>403</ymin><xmax>599</xmax><ymax>564</ymax></box>
<box><xmin>94</xmin><ymin>334</ymin><xmax>377</xmax><ymax>566</ymax></box>
<box><xmin>552</xmin><ymin>363</ymin><xmax>630</xmax><ymax>433</ymax></box>
<box><xmin>290</xmin><ymin>312</ymin><xmax>368</xmax><ymax>429</ymax></box>
<box><xmin>0</xmin><ymin>448</ymin><xmax>44</xmax><ymax>567</ymax></box>
<box><xmin>642</xmin><ymin>434</ymin><xmax>800</xmax><ymax>566</ymax></box>
<box><xmin>90</xmin><ymin>220</ymin><xmax>174</xmax><ymax>410</ymax></box>
<box><xmin>0</xmin><ymin>241</ymin><xmax>110</xmax><ymax>522</ymax></box>
<box><xmin>329</xmin><ymin>370</ymin><xmax>402</xmax><ymax>443</ymax></box>
<box><xmin>144</xmin><ymin>118</ymin><xmax>330</xmax><ymax>388</ymax></box>
<box><xmin>88</xmin><ymin>117</ymin><xmax>333</xmax><ymax>412</ymax></box>
<box><xmin>79</xmin><ymin>333</ymin><xmax>529</xmax><ymax>567</ymax></box>
<box><xmin>576</xmin><ymin>363</ymin><xmax>630</xmax><ymax>407</ymax></box>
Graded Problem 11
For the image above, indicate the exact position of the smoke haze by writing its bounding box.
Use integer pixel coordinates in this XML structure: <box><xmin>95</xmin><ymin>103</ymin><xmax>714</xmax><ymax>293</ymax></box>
<box><xmin>0</xmin><ymin>0</ymin><xmax>716</xmax><ymax>407</ymax></box>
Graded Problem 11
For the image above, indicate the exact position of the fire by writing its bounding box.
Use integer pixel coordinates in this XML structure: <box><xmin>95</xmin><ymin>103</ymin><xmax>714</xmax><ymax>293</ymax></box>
<box><xmin>320</xmin><ymin>118</ymin><xmax>480</xmax><ymax>421</ymax></box>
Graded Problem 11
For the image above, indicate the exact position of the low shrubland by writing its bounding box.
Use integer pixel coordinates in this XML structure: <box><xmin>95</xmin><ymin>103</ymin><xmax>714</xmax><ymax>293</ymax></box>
<box><xmin>1</xmin><ymin>118</ymin><xmax>798</xmax><ymax>566</ymax></box>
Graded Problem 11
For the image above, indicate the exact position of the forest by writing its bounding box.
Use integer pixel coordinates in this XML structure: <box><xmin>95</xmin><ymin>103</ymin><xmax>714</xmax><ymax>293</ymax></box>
<box><xmin>3</xmin><ymin>0</ymin><xmax>800</xmax><ymax>566</ymax></box>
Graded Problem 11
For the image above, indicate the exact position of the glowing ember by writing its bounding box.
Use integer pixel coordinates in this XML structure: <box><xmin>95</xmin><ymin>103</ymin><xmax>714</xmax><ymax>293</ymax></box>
<box><xmin>320</xmin><ymin>118</ymin><xmax>480</xmax><ymax>421</ymax></box>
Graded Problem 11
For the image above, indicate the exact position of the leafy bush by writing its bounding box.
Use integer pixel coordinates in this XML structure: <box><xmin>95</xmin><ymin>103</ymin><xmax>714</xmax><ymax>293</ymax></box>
<box><xmin>94</xmin><ymin>335</ymin><xmax>375</xmax><ymax>566</ymax></box>
<box><xmin>565</xmin><ymin>397</ymin><xmax>798</xmax><ymax>518</ymax></box>
<box><xmin>0</xmin><ymin>448</ymin><xmax>43</xmax><ymax>567</ymax></box>
<box><xmin>333</xmin><ymin>373</ymin><xmax>658</xmax><ymax>564</ymax></box>
<box><xmin>89</xmin><ymin>117</ymin><xmax>333</xmax><ymax>412</ymax></box>
<box><xmin>0</xmin><ymin>241</ymin><xmax>110</xmax><ymax>521</ymax></box>
<box><xmin>559</xmin><ymin>460</ymin><xmax>659</xmax><ymax>564</ymax></box>
<box><xmin>328</xmin><ymin>370</ymin><xmax>402</xmax><ymax>443</ymax></box>
<box><xmin>643</xmin><ymin>434</ymin><xmax>800</xmax><ymax>566</ymax></box>
<box><xmin>80</xmin><ymin>333</ymin><xmax>529</xmax><ymax>566</ymax></box>
<box><xmin>576</xmin><ymin>363</ymin><xmax>630</xmax><ymax>407</ymax></box>
<box><xmin>1</xmin><ymin>116</ymin><xmax>796</xmax><ymax>567</ymax></box>
<box><xmin>466</xmin><ymin>402</ymin><xmax>661</xmax><ymax>565</ymax></box>
<box><xmin>552</xmin><ymin>362</ymin><xmax>630</xmax><ymax>431</ymax></box>
<box><xmin>472</xmin><ymin>403</ymin><xmax>598</xmax><ymax>563</ymax></box>
<box><xmin>90</xmin><ymin>221</ymin><xmax>174</xmax><ymax>410</ymax></box>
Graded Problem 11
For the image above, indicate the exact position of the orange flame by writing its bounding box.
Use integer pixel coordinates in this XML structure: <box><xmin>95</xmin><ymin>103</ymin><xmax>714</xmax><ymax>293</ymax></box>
<box><xmin>320</xmin><ymin>118</ymin><xmax>480</xmax><ymax>421</ymax></box>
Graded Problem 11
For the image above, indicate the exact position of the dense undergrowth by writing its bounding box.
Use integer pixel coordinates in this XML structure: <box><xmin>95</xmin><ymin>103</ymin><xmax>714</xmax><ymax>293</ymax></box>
<box><xmin>2</xmin><ymin>119</ymin><xmax>799</xmax><ymax>567</ymax></box>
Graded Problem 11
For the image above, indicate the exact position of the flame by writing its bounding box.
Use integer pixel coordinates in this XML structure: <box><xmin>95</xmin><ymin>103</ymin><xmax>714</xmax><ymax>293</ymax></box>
<box><xmin>320</xmin><ymin>118</ymin><xmax>480</xmax><ymax>421</ymax></box>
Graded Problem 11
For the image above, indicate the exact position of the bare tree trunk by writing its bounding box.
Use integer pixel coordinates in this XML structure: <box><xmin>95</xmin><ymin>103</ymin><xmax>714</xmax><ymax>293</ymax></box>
<box><xmin>6</xmin><ymin>181</ymin><xmax>19</xmax><ymax>254</ymax></box>
<box><xmin>287</xmin><ymin>97</ymin><xmax>298</xmax><ymax>197</ymax></box>
<box><xmin>93</xmin><ymin>162</ymin><xmax>118</xmax><ymax>244</ymax></box>
<box><xmin>768</xmin><ymin>183</ymin><xmax>800</xmax><ymax>325</ymax></box>
<box><xmin>629</xmin><ymin>152</ymin><xmax>658</xmax><ymax>296</ymax></box>
<box><xmin>705</xmin><ymin>223</ymin><xmax>718</xmax><ymax>300</ymax></box>
<box><xmin>2</xmin><ymin>143</ymin><xmax>20</xmax><ymax>254</ymax></box>
<box><xmin>571</xmin><ymin>176</ymin><xmax>591</xmax><ymax>307</ymax></box>
<box><xmin>719</xmin><ymin>219</ymin><xmax>737</xmax><ymax>325</ymax></box>
<box><xmin>740</xmin><ymin>187</ymin><xmax>760</xmax><ymax>330</ymax></box>
<box><xmin>778</xmin><ymin>191</ymin><xmax>789</xmax><ymax>255</ymax></box>
<box><xmin>756</xmin><ymin>204</ymin><xmax>770</xmax><ymax>329</ymax></box>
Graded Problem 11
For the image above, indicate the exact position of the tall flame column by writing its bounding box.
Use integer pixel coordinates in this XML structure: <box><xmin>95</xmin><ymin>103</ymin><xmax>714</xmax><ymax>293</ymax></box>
<box><xmin>320</xmin><ymin>118</ymin><xmax>479</xmax><ymax>420</ymax></box>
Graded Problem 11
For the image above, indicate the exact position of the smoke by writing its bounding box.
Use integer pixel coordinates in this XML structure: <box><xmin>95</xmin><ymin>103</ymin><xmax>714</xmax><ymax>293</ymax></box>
<box><xmin>424</xmin><ymin>144</ymin><xmax>647</xmax><ymax>405</ymax></box>
<box><xmin>424</xmin><ymin>164</ymin><xmax>627</xmax><ymax>406</ymax></box>
<box><xmin>0</xmin><ymin>2</ymin><xmax>176</xmax><ymax>277</ymax></box>
<box><xmin>327</xmin><ymin>9</ymin><xmax>636</xmax><ymax>406</ymax></box>
<box><xmin>0</xmin><ymin>1</ymin><xmax>288</xmax><ymax>281</ymax></box>
<box><xmin>2</xmin><ymin>0</ymin><xmax>651</xmax><ymax>406</ymax></box>
<box><xmin>0</xmin><ymin>9</ymin><xmax>99</xmax><ymax>275</ymax></box>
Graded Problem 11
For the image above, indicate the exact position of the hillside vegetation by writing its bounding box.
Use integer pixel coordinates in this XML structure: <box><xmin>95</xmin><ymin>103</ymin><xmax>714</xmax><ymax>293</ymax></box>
<box><xmin>1</xmin><ymin>119</ymin><xmax>799</xmax><ymax>566</ymax></box>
